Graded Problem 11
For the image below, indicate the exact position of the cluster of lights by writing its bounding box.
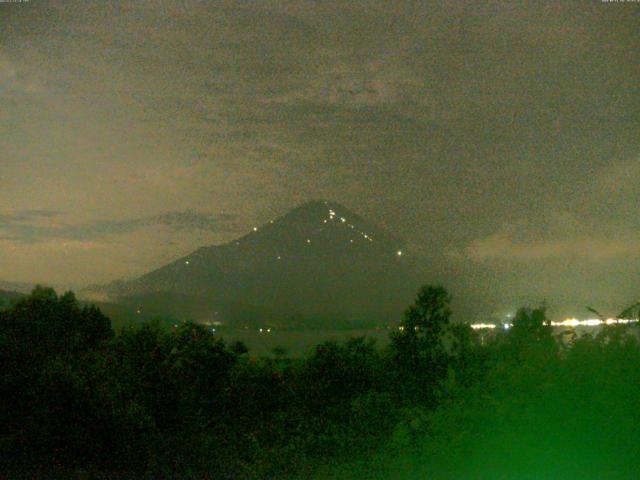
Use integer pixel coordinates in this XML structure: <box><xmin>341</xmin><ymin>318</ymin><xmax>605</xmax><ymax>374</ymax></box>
<box><xmin>321</xmin><ymin>208</ymin><xmax>398</xmax><ymax>250</ymax></box>
<box><xmin>396</xmin><ymin>325</ymin><xmax>422</xmax><ymax>332</ymax></box>
<box><xmin>470</xmin><ymin>323</ymin><xmax>496</xmax><ymax>330</ymax></box>
<box><xmin>551</xmin><ymin>318</ymin><xmax>638</xmax><ymax>327</ymax></box>
<box><xmin>470</xmin><ymin>318</ymin><xmax>639</xmax><ymax>330</ymax></box>
<box><xmin>259</xmin><ymin>327</ymin><xmax>272</xmax><ymax>333</ymax></box>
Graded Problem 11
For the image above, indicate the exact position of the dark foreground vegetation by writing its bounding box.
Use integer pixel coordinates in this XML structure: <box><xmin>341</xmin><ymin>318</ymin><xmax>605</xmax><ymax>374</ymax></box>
<box><xmin>2</xmin><ymin>286</ymin><xmax>640</xmax><ymax>479</ymax></box>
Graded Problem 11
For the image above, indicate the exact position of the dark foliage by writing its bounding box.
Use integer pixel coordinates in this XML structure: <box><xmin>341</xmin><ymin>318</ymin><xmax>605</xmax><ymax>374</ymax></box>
<box><xmin>1</xmin><ymin>285</ymin><xmax>640</xmax><ymax>478</ymax></box>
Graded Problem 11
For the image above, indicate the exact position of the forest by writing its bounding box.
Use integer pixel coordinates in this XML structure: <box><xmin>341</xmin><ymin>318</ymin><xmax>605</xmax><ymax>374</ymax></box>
<box><xmin>2</xmin><ymin>286</ymin><xmax>640</xmax><ymax>479</ymax></box>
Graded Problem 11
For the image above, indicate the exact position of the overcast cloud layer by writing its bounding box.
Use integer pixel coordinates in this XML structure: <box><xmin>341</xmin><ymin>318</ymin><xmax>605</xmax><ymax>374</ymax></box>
<box><xmin>1</xmin><ymin>0</ymin><xmax>639</xmax><ymax>317</ymax></box>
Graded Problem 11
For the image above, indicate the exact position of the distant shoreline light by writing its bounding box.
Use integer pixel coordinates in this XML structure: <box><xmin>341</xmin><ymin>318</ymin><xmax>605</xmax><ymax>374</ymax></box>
<box><xmin>469</xmin><ymin>318</ymin><xmax>639</xmax><ymax>330</ymax></box>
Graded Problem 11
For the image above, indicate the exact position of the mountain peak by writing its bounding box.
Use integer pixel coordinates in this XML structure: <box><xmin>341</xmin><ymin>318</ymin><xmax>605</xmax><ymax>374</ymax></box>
<box><xmin>279</xmin><ymin>199</ymin><xmax>350</xmax><ymax>220</ymax></box>
<box><xmin>235</xmin><ymin>200</ymin><xmax>398</xmax><ymax>254</ymax></box>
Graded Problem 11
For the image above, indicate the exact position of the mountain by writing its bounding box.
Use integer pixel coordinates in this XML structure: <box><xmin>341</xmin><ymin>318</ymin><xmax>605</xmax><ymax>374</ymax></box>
<box><xmin>0</xmin><ymin>280</ymin><xmax>79</xmax><ymax>295</ymax></box>
<box><xmin>82</xmin><ymin>201</ymin><xmax>421</xmax><ymax>328</ymax></box>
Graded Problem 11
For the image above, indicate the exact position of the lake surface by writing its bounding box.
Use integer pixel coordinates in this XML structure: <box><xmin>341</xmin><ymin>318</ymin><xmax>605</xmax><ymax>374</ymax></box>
<box><xmin>216</xmin><ymin>324</ymin><xmax>640</xmax><ymax>356</ymax></box>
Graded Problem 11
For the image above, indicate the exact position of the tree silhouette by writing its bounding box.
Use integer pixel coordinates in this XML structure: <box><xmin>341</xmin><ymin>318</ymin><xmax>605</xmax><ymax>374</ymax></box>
<box><xmin>390</xmin><ymin>285</ymin><xmax>452</xmax><ymax>405</ymax></box>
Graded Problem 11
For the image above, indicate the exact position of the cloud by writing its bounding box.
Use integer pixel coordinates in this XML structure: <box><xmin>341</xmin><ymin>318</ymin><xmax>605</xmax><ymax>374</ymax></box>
<box><xmin>260</xmin><ymin>56</ymin><xmax>420</xmax><ymax>110</ymax></box>
<box><xmin>597</xmin><ymin>157</ymin><xmax>640</xmax><ymax>194</ymax></box>
<box><xmin>0</xmin><ymin>210</ymin><xmax>239</xmax><ymax>243</ymax></box>
<box><xmin>464</xmin><ymin>234</ymin><xmax>640</xmax><ymax>262</ymax></box>
<box><xmin>1</xmin><ymin>0</ymin><xmax>639</xmax><ymax>294</ymax></box>
<box><xmin>0</xmin><ymin>210</ymin><xmax>63</xmax><ymax>224</ymax></box>
<box><xmin>462</xmin><ymin>213</ymin><xmax>640</xmax><ymax>262</ymax></box>
<box><xmin>0</xmin><ymin>51</ymin><xmax>45</xmax><ymax>96</ymax></box>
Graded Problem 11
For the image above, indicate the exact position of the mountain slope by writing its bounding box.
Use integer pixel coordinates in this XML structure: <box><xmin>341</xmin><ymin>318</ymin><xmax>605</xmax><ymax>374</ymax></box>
<box><xmin>84</xmin><ymin>201</ymin><xmax>420</xmax><ymax>328</ymax></box>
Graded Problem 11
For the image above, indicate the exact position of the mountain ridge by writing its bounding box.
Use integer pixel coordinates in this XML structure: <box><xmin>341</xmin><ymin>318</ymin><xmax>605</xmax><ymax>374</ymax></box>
<box><xmin>81</xmin><ymin>200</ymin><xmax>419</xmax><ymax>328</ymax></box>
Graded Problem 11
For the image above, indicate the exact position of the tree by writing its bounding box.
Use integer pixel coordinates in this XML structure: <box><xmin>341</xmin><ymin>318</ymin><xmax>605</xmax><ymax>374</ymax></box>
<box><xmin>0</xmin><ymin>287</ymin><xmax>115</xmax><ymax>471</ymax></box>
<box><xmin>507</xmin><ymin>304</ymin><xmax>555</xmax><ymax>353</ymax></box>
<box><xmin>390</xmin><ymin>285</ymin><xmax>452</xmax><ymax>405</ymax></box>
<box><xmin>448</xmin><ymin>322</ymin><xmax>487</xmax><ymax>388</ymax></box>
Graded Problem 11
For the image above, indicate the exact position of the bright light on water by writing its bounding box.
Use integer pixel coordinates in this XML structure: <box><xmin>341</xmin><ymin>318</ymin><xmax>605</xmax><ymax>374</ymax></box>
<box><xmin>470</xmin><ymin>318</ymin><xmax>639</xmax><ymax>330</ymax></box>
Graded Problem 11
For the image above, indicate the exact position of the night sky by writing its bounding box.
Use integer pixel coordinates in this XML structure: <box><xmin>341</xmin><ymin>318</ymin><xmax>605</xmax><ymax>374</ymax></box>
<box><xmin>1</xmin><ymin>1</ymin><xmax>639</xmax><ymax>318</ymax></box>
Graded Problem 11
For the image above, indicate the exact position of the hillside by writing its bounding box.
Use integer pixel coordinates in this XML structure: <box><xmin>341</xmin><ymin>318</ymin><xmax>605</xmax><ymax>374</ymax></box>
<box><xmin>82</xmin><ymin>201</ymin><xmax>421</xmax><ymax>328</ymax></box>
